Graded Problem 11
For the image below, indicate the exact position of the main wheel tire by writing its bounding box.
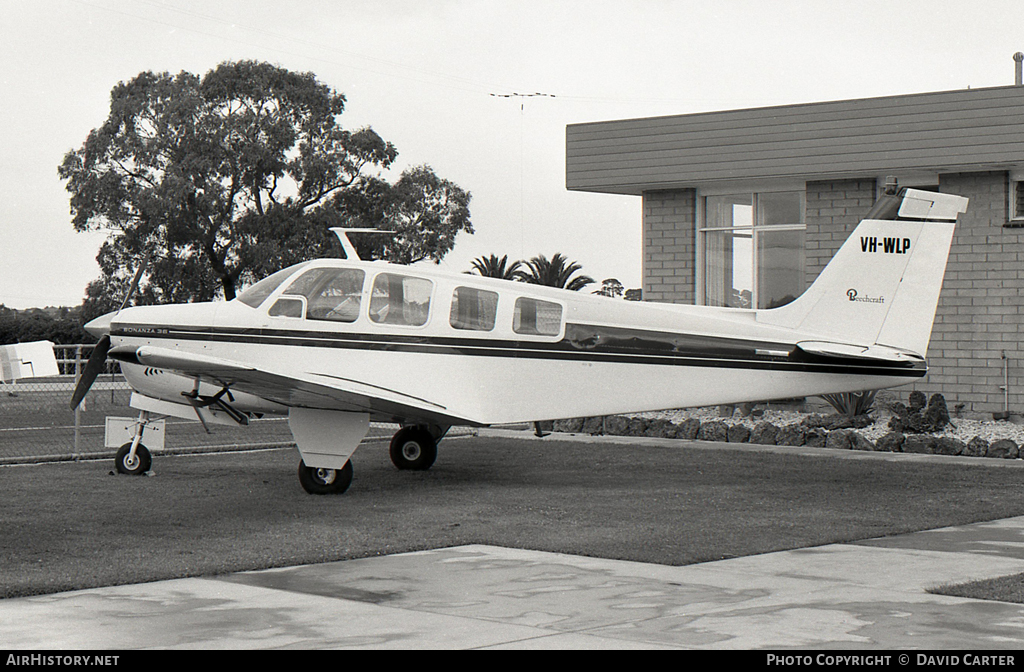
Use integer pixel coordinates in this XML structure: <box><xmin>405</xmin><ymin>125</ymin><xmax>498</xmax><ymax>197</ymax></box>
<box><xmin>389</xmin><ymin>427</ymin><xmax>438</xmax><ymax>470</ymax></box>
<box><xmin>297</xmin><ymin>459</ymin><xmax>353</xmax><ymax>495</ymax></box>
<box><xmin>115</xmin><ymin>442</ymin><xmax>152</xmax><ymax>476</ymax></box>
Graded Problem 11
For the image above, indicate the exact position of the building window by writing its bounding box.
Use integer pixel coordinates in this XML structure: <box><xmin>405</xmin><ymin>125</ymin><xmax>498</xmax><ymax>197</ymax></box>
<box><xmin>699</xmin><ymin>190</ymin><xmax>805</xmax><ymax>309</ymax></box>
<box><xmin>1010</xmin><ymin>176</ymin><xmax>1024</xmax><ymax>223</ymax></box>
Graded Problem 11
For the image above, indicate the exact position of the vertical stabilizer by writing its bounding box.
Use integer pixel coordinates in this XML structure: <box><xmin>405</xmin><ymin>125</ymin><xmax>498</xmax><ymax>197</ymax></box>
<box><xmin>757</xmin><ymin>189</ymin><xmax>966</xmax><ymax>357</ymax></box>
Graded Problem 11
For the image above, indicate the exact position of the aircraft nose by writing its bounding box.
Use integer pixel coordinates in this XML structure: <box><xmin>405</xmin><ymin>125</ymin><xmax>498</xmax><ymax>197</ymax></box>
<box><xmin>84</xmin><ymin>312</ymin><xmax>115</xmax><ymax>339</ymax></box>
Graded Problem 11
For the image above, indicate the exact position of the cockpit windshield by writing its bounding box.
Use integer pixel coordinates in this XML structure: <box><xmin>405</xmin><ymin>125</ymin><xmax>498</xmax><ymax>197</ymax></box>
<box><xmin>235</xmin><ymin>263</ymin><xmax>310</xmax><ymax>308</ymax></box>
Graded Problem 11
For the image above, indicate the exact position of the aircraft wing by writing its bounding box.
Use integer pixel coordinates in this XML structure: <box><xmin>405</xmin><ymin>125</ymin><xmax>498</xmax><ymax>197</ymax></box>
<box><xmin>107</xmin><ymin>344</ymin><xmax>479</xmax><ymax>427</ymax></box>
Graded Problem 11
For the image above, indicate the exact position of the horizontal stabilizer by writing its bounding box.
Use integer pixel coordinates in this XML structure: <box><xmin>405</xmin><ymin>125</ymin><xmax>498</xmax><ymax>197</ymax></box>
<box><xmin>796</xmin><ymin>341</ymin><xmax>923</xmax><ymax>365</ymax></box>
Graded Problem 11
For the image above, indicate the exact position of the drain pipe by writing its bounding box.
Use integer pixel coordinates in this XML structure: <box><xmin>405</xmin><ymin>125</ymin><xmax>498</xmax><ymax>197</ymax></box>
<box><xmin>994</xmin><ymin>351</ymin><xmax>1011</xmax><ymax>421</ymax></box>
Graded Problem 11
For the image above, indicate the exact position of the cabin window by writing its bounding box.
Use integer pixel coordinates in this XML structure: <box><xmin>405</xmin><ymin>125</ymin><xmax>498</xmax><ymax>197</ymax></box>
<box><xmin>513</xmin><ymin>297</ymin><xmax>562</xmax><ymax>336</ymax></box>
<box><xmin>280</xmin><ymin>267</ymin><xmax>365</xmax><ymax>322</ymax></box>
<box><xmin>235</xmin><ymin>263</ymin><xmax>309</xmax><ymax>308</ymax></box>
<box><xmin>450</xmin><ymin>287</ymin><xmax>498</xmax><ymax>331</ymax></box>
<box><xmin>700</xmin><ymin>190</ymin><xmax>805</xmax><ymax>309</ymax></box>
<box><xmin>268</xmin><ymin>297</ymin><xmax>305</xmax><ymax>318</ymax></box>
<box><xmin>369</xmin><ymin>273</ymin><xmax>433</xmax><ymax>326</ymax></box>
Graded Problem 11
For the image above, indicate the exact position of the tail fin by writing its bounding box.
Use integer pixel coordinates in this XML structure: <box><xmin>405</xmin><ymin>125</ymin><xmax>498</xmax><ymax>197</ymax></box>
<box><xmin>758</xmin><ymin>188</ymin><xmax>967</xmax><ymax>357</ymax></box>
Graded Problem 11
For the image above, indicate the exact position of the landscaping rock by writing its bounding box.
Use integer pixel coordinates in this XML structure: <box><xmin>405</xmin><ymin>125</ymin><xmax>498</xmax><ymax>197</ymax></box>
<box><xmin>581</xmin><ymin>416</ymin><xmax>605</xmax><ymax>435</ymax></box>
<box><xmin>674</xmin><ymin>418</ymin><xmax>701</xmax><ymax>440</ymax></box>
<box><xmin>554</xmin><ymin>417</ymin><xmax>584</xmax><ymax>433</ymax></box>
<box><xmin>933</xmin><ymin>436</ymin><xmax>965</xmax><ymax>456</ymax></box>
<box><xmin>726</xmin><ymin>424</ymin><xmax>750</xmax><ymax>443</ymax></box>
<box><xmin>776</xmin><ymin>424</ymin><xmax>806</xmax><ymax>446</ymax></box>
<box><xmin>826</xmin><ymin>429</ymin><xmax>854</xmax><ymax>450</ymax></box>
<box><xmin>890</xmin><ymin>392</ymin><xmax>951</xmax><ymax>434</ymax></box>
<box><xmin>749</xmin><ymin>421</ymin><xmax>778</xmax><ymax>445</ymax></box>
<box><xmin>644</xmin><ymin>418</ymin><xmax>675</xmax><ymax>438</ymax></box>
<box><xmin>964</xmin><ymin>436</ymin><xmax>989</xmax><ymax>457</ymax></box>
<box><xmin>805</xmin><ymin>428</ymin><xmax>827</xmax><ymax>448</ymax></box>
<box><xmin>902</xmin><ymin>434</ymin><xmax>937</xmax><ymax>454</ymax></box>
<box><xmin>627</xmin><ymin>417</ymin><xmax>648</xmax><ymax>436</ymax></box>
<box><xmin>987</xmin><ymin>439</ymin><xmax>1019</xmax><ymax>459</ymax></box>
<box><xmin>603</xmin><ymin>415</ymin><xmax>629</xmax><ymax>436</ymax></box>
<box><xmin>697</xmin><ymin>421</ymin><xmax>728</xmax><ymax>443</ymax></box>
<box><xmin>850</xmin><ymin>433</ymin><xmax>876</xmax><ymax>451</ymax></box>
<box><xmin>874</xmin><ymin>432</ymin><xmax>905</xmax><ymax>453</ymax></box>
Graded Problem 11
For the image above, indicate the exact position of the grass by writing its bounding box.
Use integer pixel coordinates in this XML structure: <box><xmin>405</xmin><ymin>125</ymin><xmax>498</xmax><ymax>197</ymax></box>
<box><xmin>4</xmin><ymin>434</ymin><xmax>1024</xmax><ymax>600</ymax></box>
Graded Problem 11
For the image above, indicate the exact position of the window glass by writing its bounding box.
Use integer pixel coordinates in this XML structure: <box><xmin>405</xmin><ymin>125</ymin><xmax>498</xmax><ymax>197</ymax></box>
<box><xmin>235</xmin><ymin>264</ymin><xmax>308</xmax><ymax>308</ymax></box>
<box><xmin>268</xmin><ymin>297</ymin><xmax>305</xmax><ymax>318</ymax></box>
<box><xmin>450</xmin><ymin>287</ymin><xmax>498</xmax><ymax>331</ymax></box>
<box><xmin>282</xmin><ymin>267</ymin><xmax>365</xmax><ymax>322</ymax></box>
<box><xmin>369</xmin><ymin>273</ymin><xmax>433</xmax><ymax>326</ymax></box>
<box><xmin>701</xmin><ymin>191</ymin><xmax>805</xmax><ymax>309</ymax></box>
<box><xmin>513</xmin><ymin>297</ymin><xmax>562</xmax><ymax>336</ymax></box>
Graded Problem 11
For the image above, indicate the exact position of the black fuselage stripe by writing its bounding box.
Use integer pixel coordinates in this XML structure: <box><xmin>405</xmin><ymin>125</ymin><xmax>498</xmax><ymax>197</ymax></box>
<box><xmin>111</xmin><ymin>323</ymin><xmax>926</xmax><ymax>379</ymax></box>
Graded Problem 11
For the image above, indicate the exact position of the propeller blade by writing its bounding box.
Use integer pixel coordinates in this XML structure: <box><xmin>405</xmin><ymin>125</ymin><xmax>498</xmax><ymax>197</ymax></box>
<box><xmin>70</xmin><ymin>335</ymin><xmax>111</xmax><ymax>410</ymax></box>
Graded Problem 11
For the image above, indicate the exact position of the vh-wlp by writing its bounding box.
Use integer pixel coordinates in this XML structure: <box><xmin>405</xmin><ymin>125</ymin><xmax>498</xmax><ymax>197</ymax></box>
<box><xmin>72</xmin><ymin>187</ymin><xmax>967</xmax><ymax>494</ymax></box>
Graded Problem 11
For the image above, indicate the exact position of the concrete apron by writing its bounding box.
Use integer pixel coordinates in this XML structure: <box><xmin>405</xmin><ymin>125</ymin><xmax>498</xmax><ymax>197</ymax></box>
<box><xmin>5</xmin><ymin>516</ymin><xmax>1024</xmax><ymax>649</ymax></box>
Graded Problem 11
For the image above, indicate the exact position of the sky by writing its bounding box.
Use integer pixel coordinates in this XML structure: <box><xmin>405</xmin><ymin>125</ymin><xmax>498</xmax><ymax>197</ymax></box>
<box><xmin>2</xmin><ymin>0</ymin><xmax>1023</xmax><ymax>309</ymax></box>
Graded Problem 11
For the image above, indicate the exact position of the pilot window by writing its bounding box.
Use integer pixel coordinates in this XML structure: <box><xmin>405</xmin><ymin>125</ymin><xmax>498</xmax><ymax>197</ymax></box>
<box><xmin>450</xmin><ymin>286</ymin><xmax>498</xmax><ymax>331</ymax></box>
<box><xmin>278</xmin><ymin>267</ymin><xmax>366</xmax><ymax>322</ymax></box>
<box><xmin>369</xmin><ymin>273</ymin><xmax>433</xmax><ymax>326</ymax></box>
<box><xmin>513</xmin><ymin>297</ymin><xmax>562</xmax><ymax>336</ymax></box>
<box><xmin>235</xmin><ymin>263</ymin><xmax>310</xmax><ymax>308</ymax></box>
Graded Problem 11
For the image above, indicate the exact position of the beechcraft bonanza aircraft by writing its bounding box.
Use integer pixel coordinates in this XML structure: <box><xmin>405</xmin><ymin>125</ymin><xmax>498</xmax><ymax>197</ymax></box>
<box><xmin>71</xmin><ymin>186</ymin><xmax>967</xmax><ymax>494</ymax></box>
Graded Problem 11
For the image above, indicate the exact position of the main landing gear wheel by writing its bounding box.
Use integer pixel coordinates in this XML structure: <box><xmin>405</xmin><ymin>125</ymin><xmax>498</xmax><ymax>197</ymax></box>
<box><xmin>389</xmin><ymin>427</ymin><xmax>438</xmax><ymax>471</ymax></box>
<box><xmin>115</xmin><ymin>443</ymin><xmax>152</xmax><ymax>476</ymax></box>
<box><xmin>297</xmin><ymin>459</ymin><xmax>353</xmax><ymax>495</ymax></box>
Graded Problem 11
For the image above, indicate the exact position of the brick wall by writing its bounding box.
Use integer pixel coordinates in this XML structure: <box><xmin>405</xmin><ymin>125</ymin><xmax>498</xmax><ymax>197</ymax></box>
<box><xmin>641</xmin><ymin>189</ymin><xmax>696</xmax><ymax>304</ymax></box>
<box><xmin>912</xmin><ymin>171</ymin><xmax>1021</xmax><ymax>415</ymax></box>
<box><xmin>805</xmin><ymin>178</ymin><xmax>877</xmax><ymax>287</ymax></box>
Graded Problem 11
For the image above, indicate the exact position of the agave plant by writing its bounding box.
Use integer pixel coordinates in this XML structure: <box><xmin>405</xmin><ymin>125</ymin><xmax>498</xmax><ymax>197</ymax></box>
<box><xmin>516</xmin><ymin>253</ymin><xmax>594</xmax><ymax>291</ymax></box>
<box><xmin>820</xmin><ymin>390</ymin><xmax>877</xmax><ymax>418</ymax></box>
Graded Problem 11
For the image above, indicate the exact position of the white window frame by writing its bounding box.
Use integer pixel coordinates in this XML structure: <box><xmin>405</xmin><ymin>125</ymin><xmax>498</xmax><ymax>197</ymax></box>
<box><xmin>695</xmin><ymin>182</ymin><xmax>806</xmax><ymax>308</ymax></box>
<box><xmin>1009</xmin><ymin>171</ymin><xmax>1024</xmax><ymax>223</ymax></box>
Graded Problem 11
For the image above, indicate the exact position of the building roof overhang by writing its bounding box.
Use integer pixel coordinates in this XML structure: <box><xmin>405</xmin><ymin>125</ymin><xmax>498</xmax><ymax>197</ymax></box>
<box><xmin>566</xmin><ymin>85</ymin><xmax>1024</xmax><ymax>195</ymax></box>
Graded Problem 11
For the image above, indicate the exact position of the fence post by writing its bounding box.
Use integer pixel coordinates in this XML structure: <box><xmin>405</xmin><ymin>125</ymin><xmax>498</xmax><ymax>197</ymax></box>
<box><xmin>74</xmin><ymin>345</ymin><xmax>82</xmax><ymax>454</ymax></box>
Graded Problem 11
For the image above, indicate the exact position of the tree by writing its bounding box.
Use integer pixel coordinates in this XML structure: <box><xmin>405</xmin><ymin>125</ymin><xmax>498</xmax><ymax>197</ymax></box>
<box><xmin>468</xmin><ymin>254</ymin><xmax>523</xmax><ymax>280</ymax></box>
<box><xmin>593</xmin><ymin>278</ymin><xmax>624</xmax><ymax>298</ymax></box>
<box><xmin>516</xmin><ymin>253</ymin><xmax>594</xmax><ymax>291</ymax></box>
<box><xmin>59</xmin><ymin>60</ymin><xmax>472</xmax><ymax>303</ymax></box>
<box><xmin>328</xmin><ymin>166</ymin><xmax>472</xmax><ymax>265</ymax></box>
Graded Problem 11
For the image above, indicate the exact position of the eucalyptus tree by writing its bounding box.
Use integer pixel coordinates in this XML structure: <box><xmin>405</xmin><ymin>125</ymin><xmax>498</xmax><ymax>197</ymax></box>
<box><xmin>60</xmin><ymin>60</ymin><xmax>472</xmax><ymax>304</ymax></box>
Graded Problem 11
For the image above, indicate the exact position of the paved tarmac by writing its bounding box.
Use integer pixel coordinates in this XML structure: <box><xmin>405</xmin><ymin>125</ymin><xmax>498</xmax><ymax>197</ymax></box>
<box><xmin>5</xmin><ymin>515</ymin><xmax>1024</xmax><ymax>649</ymax></box>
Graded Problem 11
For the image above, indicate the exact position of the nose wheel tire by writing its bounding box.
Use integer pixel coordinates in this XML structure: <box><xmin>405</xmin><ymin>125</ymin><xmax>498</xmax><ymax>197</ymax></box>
<box><xmin>389</xmin><ymin>427</ymin><xmax>438</xmax><ymax>470</ymax></box>
<box><xmin>115</xmin><ymin>443</ymin><xmax>152</xmax><ymax>476</ymax></box>
<box><xmin>298</xmin><ymin>459</ymin><xmax>353</xmax><ymax>495</ymax></box>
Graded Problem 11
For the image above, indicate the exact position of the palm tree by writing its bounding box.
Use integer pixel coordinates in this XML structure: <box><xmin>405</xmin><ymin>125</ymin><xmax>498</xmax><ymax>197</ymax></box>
<box><xmin>516</xmin><ymin>253</ymin><xmax>594</xmax><ymax>291</ymax></box>
<box><xmin>468</xmin><ymin>254</ymin><xmax>523</xmax><ymax>280</ymax></box>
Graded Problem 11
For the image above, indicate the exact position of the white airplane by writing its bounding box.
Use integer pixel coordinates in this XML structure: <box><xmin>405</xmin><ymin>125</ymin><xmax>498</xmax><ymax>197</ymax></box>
<box><xmin>71</xmin><ymin>186</ymin><xmax>967</xmax><ymax>494</ymax></box>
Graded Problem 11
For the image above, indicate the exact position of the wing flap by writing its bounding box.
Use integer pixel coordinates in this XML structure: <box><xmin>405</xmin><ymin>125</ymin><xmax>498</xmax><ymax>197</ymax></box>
<box><xmin>108</xmin><ymin>345</ymin><xmax>480</xmax><ymax>427</ymax></box>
